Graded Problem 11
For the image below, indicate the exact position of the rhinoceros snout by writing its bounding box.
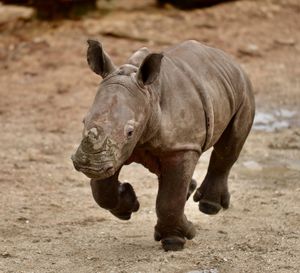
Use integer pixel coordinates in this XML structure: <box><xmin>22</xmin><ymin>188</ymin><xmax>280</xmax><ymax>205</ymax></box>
<box><xmin>71</xmin><ymin>152</ymin><xmax>116</xmax><ymax>179</ymax></box>
<box><xmin>71</xmin><ymin>154</ymin><xmax>87</xmax><ymax>171</ymax></box>
<box><xmin>71</xmin><ymin>135</ymin><xmax>118</xmax><ymax>179</ymax></box>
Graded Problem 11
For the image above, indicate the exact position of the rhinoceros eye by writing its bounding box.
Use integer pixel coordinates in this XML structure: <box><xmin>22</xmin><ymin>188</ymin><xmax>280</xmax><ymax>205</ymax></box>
<box><xmin>124</xmin><ymin>125</ymin><xmax>134</xmax><ymax>139</ymax></box>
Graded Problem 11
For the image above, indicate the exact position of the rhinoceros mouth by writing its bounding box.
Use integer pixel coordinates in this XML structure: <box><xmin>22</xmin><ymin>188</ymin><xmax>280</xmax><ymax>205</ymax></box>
<box><xmin>74</xmin><ymin>165</ymin><xmax>115</xmax><ymax>179</ymax></box>
<box><xmin>71</xmin><ymin>153</ymin><xmax>116</xmax><ymax>179</ymax></box>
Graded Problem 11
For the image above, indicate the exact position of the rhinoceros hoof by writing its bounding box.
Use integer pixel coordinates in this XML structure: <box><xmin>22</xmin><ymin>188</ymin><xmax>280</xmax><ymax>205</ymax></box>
<box><xmin>110</xmin><ymin>199</ymin><xmax>140</xmax><ymax>220</ymax></box>
<box><xmin>194</xmin><ymin>186</ymin><xmax>230</xmax><ymax>215</ymax></box>
<box><xmin>161</xmin><ymin>236</ymin><xmax>186</xmax><ymax>251</ymax></box>
<box><xmin>110</xmin><ymin>211</ymin><xmax>132</xmax><ymax>220</ymax></box>
<box><xmin>198</xmin><ymin>200</ymin><xmax>222</xmax><ymax>215</ymax></box>
<box><xmin>197</xmin><ymin>192</ymin><xmax>230</xmax><ymax>215</ymax></box>
<box><xmin>109</xmin><ymin>182</ymin><xmax>140</xmax><ymax>220</ymax></box>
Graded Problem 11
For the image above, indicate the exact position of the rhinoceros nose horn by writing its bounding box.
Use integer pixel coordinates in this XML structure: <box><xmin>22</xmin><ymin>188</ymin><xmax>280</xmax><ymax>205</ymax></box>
<box><xmin>83</xmin><ymin>127</ymin><xmax>97</xmax><ymax>138</ymax></box>
<box><xmin>89</xmin><ymin>127</ymin><xmax>98</xmax><ymax>136</ymax></box>
<box><xmin>82</xmin><ymin>127</ymin><xmax>99</xmax><ymax>138</ymax></box>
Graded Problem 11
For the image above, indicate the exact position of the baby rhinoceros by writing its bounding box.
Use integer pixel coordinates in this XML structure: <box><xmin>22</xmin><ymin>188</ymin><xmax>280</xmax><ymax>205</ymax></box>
<box><xmin>71</xmin><ymin>39</ymin><xmax>255</xmax><ymax>251</ymax></box>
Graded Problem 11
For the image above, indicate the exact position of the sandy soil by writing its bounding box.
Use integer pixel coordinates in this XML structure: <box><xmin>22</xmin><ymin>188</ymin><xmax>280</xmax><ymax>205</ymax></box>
<box><xmin>0</xmin><ymin>0</ymin><xmax>299</xmax><ymax>272</ymax></box>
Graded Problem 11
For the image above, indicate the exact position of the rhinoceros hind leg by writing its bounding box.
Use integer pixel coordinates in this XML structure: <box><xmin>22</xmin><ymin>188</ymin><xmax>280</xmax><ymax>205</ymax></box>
<box><xmin>194</xmin><ymin>97</ymin><xmax>255</xmax><ymax>215</ymax></box>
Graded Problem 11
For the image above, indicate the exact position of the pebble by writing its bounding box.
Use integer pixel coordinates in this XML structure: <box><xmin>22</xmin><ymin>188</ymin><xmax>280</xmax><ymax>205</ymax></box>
<box><xmin>274</xmin><ymin>38</ymin><xmax>296</xmax><ymax>46</ymax></box>
<box><xmin>188</xmin><ymin>269</ymin><xmax>218</xmax><ymax>273</ymax></box>
<box><xmin>242</xmin><ymin>161</ymin><xmax>263</xmax><ymax>171</ymax></box>
<box><xmin>238</xmin><ymin>44</ymin><xmax>261</xmax><ymax>57</ymax></box>
<box><xmin>1</xmin><ymin>252</ymin><xmax>12</xmax><ymax>258</ymax></box>
<box><xmin>0</xmin><ymin>3</ymin><xmax>35</xmax><ymax>25</ymax></box>
<box><xmin>17</xmin><ymin>216</ymin><xmax>30</xmax><ymax>224</ymax></box>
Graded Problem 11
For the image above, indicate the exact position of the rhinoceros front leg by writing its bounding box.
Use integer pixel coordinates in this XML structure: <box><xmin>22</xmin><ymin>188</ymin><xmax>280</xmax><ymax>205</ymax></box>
<box><xmin>154</xmin><ymin>151</ymin><xmax>199</xmax><ymax>251</ymax></box>
<box><xmin>90</xmin><ymin>170</ymin><xmax>139</xmax><ymax>220</ymax></box>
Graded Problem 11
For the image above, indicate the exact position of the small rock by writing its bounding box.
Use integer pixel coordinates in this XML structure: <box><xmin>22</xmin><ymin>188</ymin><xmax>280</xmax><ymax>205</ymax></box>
<box><xmin>242</xmin><ymin>161</ymin><xmax>263</xmax><ymax>171</ymax></box>
<box><xmin>87</xmin><ymin>256</ymin><xmax>97</xmax><ymax>261</ymax></box>
<box><xmin>238</xmin><ymin>44</ymin><xmax>261</xmax><ymax>57</ymax></box>
<box><xmin>274</xmin><ymin>38</ymin><xmax>296</xmax><ymax>46</ymax></box>
<box><xmin>188</xmin><ymin>269</ymin><xmax>218</xmax><ymax>273</ymax></box>
<box><xmin>0</xmin><ymin>4</ymin><xmax>35</xmax><ymax>25</ymax></box>
<box><xmin>17</xmin><ymin>216</ymin><xmax>29</xmax><ymax>224</ymax></box>
<box><xmin>14</xmin><ymin>163</ymin><xmax>26</xmax><ymax>169</ymax></box>
<box><xmin>1</xmin><ymin>252</ymin><xmax>12</xmax><ymax>258</ymax></box>
<box><xmin>277</xmin><ymin>109</ymin><xmax>297</xmax><ymax>118</ymax></box>
<box><xmin>195</xmin><ymin>22</ymin><xmax>217</xmax><ymax>29</ymax></box>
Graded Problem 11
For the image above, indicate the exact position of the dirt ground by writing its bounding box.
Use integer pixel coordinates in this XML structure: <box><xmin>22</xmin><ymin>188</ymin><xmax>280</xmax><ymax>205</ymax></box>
<box><xmin>0</xmin><ymin>0</ymin><xmax>299</xmax><ymax>272</ymax></box>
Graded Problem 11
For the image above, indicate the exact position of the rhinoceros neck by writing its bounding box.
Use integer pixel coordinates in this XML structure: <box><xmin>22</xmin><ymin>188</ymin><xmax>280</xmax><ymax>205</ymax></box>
<box><xmin>138</xmin><ymin>83</ymin><xmax>162</xmax><ymax>145</ymax></box>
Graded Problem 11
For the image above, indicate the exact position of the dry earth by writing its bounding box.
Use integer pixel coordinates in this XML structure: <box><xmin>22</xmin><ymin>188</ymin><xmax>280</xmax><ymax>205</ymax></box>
<box><xmin>0</xmin><ymin>0</ymin><xmax>299</xmax><ymax>272</ymax></box>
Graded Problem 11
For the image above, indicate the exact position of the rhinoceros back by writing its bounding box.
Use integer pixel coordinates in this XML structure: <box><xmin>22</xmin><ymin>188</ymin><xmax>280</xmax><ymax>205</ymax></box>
<box><xmin>153</xmin><ymin>40</ymin><xmax>251</xmax><ymax>153</ymax></box>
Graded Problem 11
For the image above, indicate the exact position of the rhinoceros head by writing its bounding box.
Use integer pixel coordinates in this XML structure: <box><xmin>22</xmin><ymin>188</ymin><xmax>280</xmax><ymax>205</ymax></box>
<box><xmin>71</xmin><ymin>40</ymin><xmax>163</xmax><ymax>179</ymax></box>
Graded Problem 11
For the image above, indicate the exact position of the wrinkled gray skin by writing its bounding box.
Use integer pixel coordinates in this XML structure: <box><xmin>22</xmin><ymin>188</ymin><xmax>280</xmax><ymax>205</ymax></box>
<box><xmin>71</xmin><ymin>40</ymin><xmax>255</xmax><ymax>251</ymax></box>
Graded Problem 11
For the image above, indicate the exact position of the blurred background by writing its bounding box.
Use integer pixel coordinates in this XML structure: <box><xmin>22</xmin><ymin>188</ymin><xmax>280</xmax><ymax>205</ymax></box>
<box><xmin>0</xmin><ymin>1</ymin><xmax>299</xmax><ymax>272</ymax></box>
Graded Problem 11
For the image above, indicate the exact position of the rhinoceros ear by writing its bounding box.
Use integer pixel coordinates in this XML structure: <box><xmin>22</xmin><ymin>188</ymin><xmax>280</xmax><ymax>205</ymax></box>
<box><xmin>87</xmin><ymin>39</ymin><xmax>116</xmax><ymax>78</ymax></box>
<box><xmin>127</xmin><ymin>47</ymin><xmax>150</xmax><ymax>67</ymax></box>
<box><xmin>136</xmin><ymin>53</ymin><xmax>163</xmax><ymax>87</ymax></box>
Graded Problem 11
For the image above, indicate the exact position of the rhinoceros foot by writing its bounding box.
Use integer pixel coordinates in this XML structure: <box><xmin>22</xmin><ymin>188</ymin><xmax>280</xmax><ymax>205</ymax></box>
<box><xmin>109</xmin><ymin>183</ymin><xmax>140</xmax><ymax>220</ymax></box>
<box><xmin>193</xmin><ymin>177</ymin><xmax>230</xmax><ymax>215</ymax></box>
<box><xmin>199</xmin><ymin>200</ymin><xmax>222</xmax><ymax>215</ymax></box>
<box><xmin>154</xmin><ymin>216</ymin><xmax>196</xmax><ymax>251</ymax></box>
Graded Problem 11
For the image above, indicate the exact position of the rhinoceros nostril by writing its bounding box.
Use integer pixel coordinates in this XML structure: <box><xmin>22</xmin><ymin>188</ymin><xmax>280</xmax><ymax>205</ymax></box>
<box><xmin>104</xmin><ymin>163</ymin><xmax>114</xmax><ymax>175</ymax></box>
<box><xmin>106</xmin><ymin>166</ymin><xmax>113</xmax><ymax>172</ymax></box>
<box><xmin>81</xmin><ymin>155</ymin><xmax>88</xmax><ymax>164</ymax></box>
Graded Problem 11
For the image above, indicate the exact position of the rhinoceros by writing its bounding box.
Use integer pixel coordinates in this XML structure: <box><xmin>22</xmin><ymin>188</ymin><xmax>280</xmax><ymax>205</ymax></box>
<box><xmin>71</xmin><ymin>39</ymin><xmax>255</xmax><ymax>251</ymax></box>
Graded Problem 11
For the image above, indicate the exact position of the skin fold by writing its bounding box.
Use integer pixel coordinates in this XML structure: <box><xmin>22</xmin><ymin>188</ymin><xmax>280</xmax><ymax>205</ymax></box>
<box><xmin>71</xmin><ymin>39</ymin><xmax>255</xmax><ymax>251</ymax></box>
